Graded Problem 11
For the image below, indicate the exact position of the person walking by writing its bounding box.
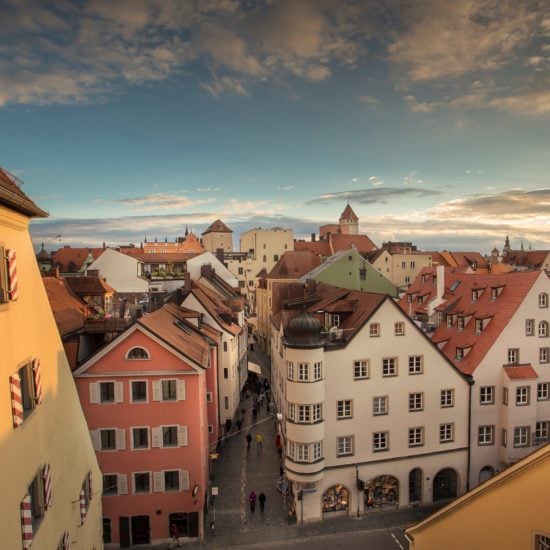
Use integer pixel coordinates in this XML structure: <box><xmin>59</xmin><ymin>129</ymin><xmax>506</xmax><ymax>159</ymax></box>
<box><xmin>255</xmin><ymin>433</ymin><xmax>263</xmax><ymax>453</ymax></box>
<box><xmin>249</xmin><ymin>490</ymin><xmax>257</xmax><ymax>513</ymax></box>
<box><xmin>258</xmin><ymin>492</ymin><xmax>266</xmax><ymax>512</ymax></box>
<box><xmin>246</xmin><ymin>432</ymin><xmax>252</xmax><ymax>451</ymax></box>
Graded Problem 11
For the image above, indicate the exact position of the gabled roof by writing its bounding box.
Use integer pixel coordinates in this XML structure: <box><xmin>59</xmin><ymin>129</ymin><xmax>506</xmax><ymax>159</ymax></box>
<box><xmin>0</xmin><ymin>167</ymin><xmax>48</xmax><ymax>218</ymax></box>
<box><xmin>202</xmin><ymin>219</ymin><xmax>233</xmax><ymax>235</ymax></box>
<box><xmin>267</xmin><ymin>251</ymin><xmax>321</xmax><ymax>279</ymax></box>
<box><xmin>51</xmin><ymin>247</ymin><xmax>104</xmax><ymax>272</ymax></box>
<box><xmin>42</xmin><ymin>276</ymin><xmax>90</xmax><ymax>336</ymax></box>
<box><xmin>65</xmin><ymin>276</ymin><xmax>115</xmax><ymax>295</ymax></box>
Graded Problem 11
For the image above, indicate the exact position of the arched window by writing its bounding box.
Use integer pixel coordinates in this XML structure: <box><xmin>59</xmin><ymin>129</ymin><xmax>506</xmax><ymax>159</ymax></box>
<box><xmin>539</xmin><ymin>321</ymin><xmax>549</xmax><ymax>338</ymax></box>
<box><xmin>540</xmin><ymin>293</ymin><xmax>548</xmax><ymax>308</ymax></box>
<box><xmin>126</xmin><ymin>347</ymin><xmax>150</xmax><ymax>360</ymax></box>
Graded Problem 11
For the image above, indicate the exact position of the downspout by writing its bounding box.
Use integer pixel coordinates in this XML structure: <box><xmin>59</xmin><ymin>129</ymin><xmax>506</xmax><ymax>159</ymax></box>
<box><xmin>466</xmin><ymin>375</ymin><xmax>474</xmax><ymax>491</ymax></box>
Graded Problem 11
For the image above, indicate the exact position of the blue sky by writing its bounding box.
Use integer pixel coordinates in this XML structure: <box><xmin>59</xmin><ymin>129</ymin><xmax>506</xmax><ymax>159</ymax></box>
<box><xmin>1</xmin><ymin>0</ymin><xmax>549</xmax><ymax>253</ymax></box>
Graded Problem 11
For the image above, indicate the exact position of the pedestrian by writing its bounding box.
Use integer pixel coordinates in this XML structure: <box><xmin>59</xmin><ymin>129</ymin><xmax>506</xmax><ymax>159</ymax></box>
<box><xmin>249</xmin><ymin>490</ymin><xmax>257</xmax><ymax>513</ymax></box>
<box><xmin>259</xmin><ymin>492</ymin><xmax>266</xmax><ymax>512</ymax></box>
<box><xmin>170</xmin><ymin>523</ymin><xmax>181</xmax><ymax>547</ymax></box>
<box><xmin>246</xmin><ymin>433</ymin><xmax>252</xmax><ymax>451</ymax></box>
<box><xmin>255</xmin><ymin>433</ymin><xmax>263</xmax><ymax>452</ymax></box>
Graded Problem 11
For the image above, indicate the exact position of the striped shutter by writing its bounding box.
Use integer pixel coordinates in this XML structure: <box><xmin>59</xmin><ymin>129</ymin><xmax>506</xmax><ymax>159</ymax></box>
<box><xmin>62</xmin><ymin>530</ymin><xmax>69</xmax><ymax>550</ymax></box>
<box><xmin>20</xmin><ymin>494</ymin><xmax>33</xmax><ymax>549</ymax></box>
<box><xmin>79</xmin><ymin>490</ymin><xmax>86</xmax><ymax>524</ymax></box>
<box><xmin>32</xmin><ymin>358</ymin><xmax>43</xmax><ymax>404</ymax></box>
<box><xmin>7</xmin><ymin>249</ymin><xmax>18</xmax><ymax>301</ymax></box>
<box><xmin>42</xmin><ymin>464</ymin><xmax>52</xmax><ymax>509</ymax></box>
<box><xmin>9</xmin><ymin>373</ymin><xmax>23</xmax><ymax>428</ymax></box>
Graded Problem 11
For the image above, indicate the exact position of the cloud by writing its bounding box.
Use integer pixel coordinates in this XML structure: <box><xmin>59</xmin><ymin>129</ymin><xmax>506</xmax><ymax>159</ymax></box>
<box><xmin>116</xmin><ymin>193</ymin><xmax>214</xmax><ymax>211</ymax></box>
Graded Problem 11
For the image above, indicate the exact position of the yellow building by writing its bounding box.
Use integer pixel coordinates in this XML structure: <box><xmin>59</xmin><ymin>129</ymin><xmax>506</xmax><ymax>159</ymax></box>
<box><xmin>0</xmin><ymin>168</ymin><xmax>103</xmax><ymax>549</ymax></box>
<box><xmin>405</xmin><ymin>443</ymin><xmax>550</xmax><ymax>549</ymax></box>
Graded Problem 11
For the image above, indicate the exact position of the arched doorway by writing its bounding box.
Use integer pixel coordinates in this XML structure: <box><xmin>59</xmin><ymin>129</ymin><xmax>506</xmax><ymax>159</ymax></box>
<box><xmin>409</xmin><ymin>468</ymin><xmax>422</xmax><ymax>504</ymax></box>
<box><xmin>433</xmin><ymin>468</ymin><xmax>457</xmax><ymax>501</ymax></box>
<box><xmin>322</xmin><ymin>484</ymin><xmax>349</xmax><ymax>513</ymax></box>
<box><xmin>364</xmin><ymin>475</ymin><xmax>399</xmax><ymax>509</ymax></box>
<box><xmin>479</xmin><ymin>465</ymin><xmax>494</xmax><ymax>484</ymax></box>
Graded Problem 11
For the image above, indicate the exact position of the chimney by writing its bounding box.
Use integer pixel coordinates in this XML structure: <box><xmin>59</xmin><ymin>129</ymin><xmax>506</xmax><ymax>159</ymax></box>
<box><xmin>436</xmin><ymin>265</ymin><xmax>445</xmax><ymax>300</ymax></box>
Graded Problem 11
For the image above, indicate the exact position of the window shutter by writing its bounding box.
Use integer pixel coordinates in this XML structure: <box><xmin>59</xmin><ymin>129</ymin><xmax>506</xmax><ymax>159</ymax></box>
<box><xmin>153</xmin><ymin>471</ymin><xmax>164</xmax><ymax>492</ymax></box>
<box><xmin>20</xmin><ymin>493</ymin><xmax>33</xmax><ymax>549</ymax></box>
<box><xmin>89</xmin><ymin>383</ymin><xmax>99</xmax><ymax>404</ymax></box>
<box><xmin>116</xmin><ymin>429</ymin><xmax>126</xmax><ymax>450</ymax></box>
<box><xmin>177</xmin><ymin>379</ymin><xmax>186</xmax><ymax>401</ymax></box>
<box><xmin>114</xmin><ymin>381</ymin><xmax>123</xmax><ymax>403</ymax></box>
<box><xmin>180</xmin><ymin>470</ymin><xmax>190</xmax><ymax>491</ymax></box>
<box><xmin>151</xmin><ymin>427</ymin><xmax>162</xmax><ymax>448</ymax></box>
<box><xmin>42</xmin><ymin>464</ymin><xmax>52</xmax><ymax>509</ymax></box>
<box><xmin>117</xmin><ymin>474</ymin><xmax>128</xmax><ymax>495</ymax></box>
<box><xmin>79</xmin><ymin>490</ymin><xmax>86</xmax><ymax>524</ymax></box>
<box><xmin>32</xmin><ymin>358</ymin><xmax>43</xmax><ymax>404</ymax></box>
<box><xmin>178</xmin><ymin>425</ymin><xmax>188</xmax><ymax>447</ymax></box>
<box><xmin>7</xmin><ymin>249</ymin><xmax>18</xmax><ymax>301</ymax></box>
<box><xmin>9</xmin><ymin>373</ymin><xmax>23</xmax><ymax>428</ymax></box>
<box><xmin>152</xmin><ymin>381</ymin><xmax>161</xmax><ymax>401</ymax></box>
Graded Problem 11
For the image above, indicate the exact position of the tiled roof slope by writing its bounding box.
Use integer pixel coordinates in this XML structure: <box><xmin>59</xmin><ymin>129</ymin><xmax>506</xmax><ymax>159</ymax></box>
<box><xmin>65</xmin><ymin>276</ymin><xmax>116</xmax><ymax>295</ymax></box>
<box><xmin>268</xmin><ymin>251</ymin><xmax>321</xmax><ymax>279</ymax></box>
<box><xmin>202</xmin><ymin>219</ymin><xmax>233</xmax><ymax>234</ymax></box>
<box><xmin>416</xmin><ymin>270</ymin><xmax>541</xmax><ymax>375</ymax></box>
<box><xmin>51</xmin><ymin>247</ymin><xmax>104</xmax><ymax>272</ymax></box>
<box><xmin>0</xmin><ymin>167</ymin><xmax>48</xmax><ymax>217</ymax></box>
<box><xmin>42</xmin><ymin>276</ymin><xmax>90</xmax><ymax>336</ymax></box>
<box><xmin>137</xmin><ymin>303</ymin><xmax>212</xmax><ymax>367</ymax></box>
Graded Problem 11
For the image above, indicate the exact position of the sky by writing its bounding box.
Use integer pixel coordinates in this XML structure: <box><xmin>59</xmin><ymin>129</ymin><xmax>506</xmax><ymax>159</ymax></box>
<box><xmin>1</xmin><ymin>0</ymin><xmax>549</xmax><ymax>254</ymax></box>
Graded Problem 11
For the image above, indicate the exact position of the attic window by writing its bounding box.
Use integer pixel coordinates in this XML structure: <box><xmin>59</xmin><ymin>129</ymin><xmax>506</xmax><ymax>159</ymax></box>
<box><xmin>127</xmin><ymin>347</ymin><xmax>150</xmax><ymax>360</ymax></box>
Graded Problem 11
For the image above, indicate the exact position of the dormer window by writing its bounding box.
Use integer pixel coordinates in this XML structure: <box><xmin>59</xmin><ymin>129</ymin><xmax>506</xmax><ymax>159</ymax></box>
<box><xmin>127</xmin><ymin>347</ymin><xmax>150</xmax><ymax>360</ymax></box>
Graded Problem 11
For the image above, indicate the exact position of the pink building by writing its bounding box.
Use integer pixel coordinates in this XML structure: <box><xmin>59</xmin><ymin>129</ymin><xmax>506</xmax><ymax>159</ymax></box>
<box><xmin>74</xmin><ymin>303</ymin><xmax>219</xmax><ymax>546</ymax></box>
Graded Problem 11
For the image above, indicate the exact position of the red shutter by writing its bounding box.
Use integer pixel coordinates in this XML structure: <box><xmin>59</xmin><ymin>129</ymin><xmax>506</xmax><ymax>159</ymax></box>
<box><xmin>7</xmin><ymin>249</ymin><xmax>18</xmax><ymax>300</ymax></box>
<box><xmin>42</xmin><ymin>464</ymin><xmax>52</xmax><ymax>509</ymax></box>
<box><xmin>20</xmin><ymin>494</ymin><xmax>33</xmax><ymax>549</ymax></box>
<box><xmin>32</xmin><ymin>358</ymin><xmax>43</xmax><ymax>404</ymax></box>
<box><xmin>9</xmin><ymin>373</ymin><xmax>23</xmax><ymax>428</ymax></box>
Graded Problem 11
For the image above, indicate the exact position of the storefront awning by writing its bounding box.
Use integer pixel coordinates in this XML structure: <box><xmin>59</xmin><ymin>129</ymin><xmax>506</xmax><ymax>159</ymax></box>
<box><xmin>247</xmin><ymin>361</ymin><xmax>262</xmax><ymax>374</ymax></box>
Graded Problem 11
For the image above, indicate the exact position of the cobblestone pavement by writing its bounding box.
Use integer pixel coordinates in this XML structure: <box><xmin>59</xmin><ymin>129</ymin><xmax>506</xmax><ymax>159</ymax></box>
<box><xmin>145</xmin><ymin>347</ymin><xmax>444</xmax><ymax>549</ymax></box>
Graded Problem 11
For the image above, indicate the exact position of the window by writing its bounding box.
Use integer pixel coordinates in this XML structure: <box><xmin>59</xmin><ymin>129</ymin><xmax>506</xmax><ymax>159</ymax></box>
<box><xmin>369</xmin><ymin>323</ymin><xmax>380</xmax><ymax>337</ymax></box>
<box><xmin>132</xmin><ymin>427</ymin><xmax>149</xmax><ymax>449</ymax></box>
<box><xmin>409</xmin><ymin>392</ymin><xmax>423</xmax><ymax>412</ymax></box>
<box><xmin>440</xmin><ymin>389</ymin><xmax>454</xmax><ymax>408</ymax></box>
<box><xmin>513</xmin><ymin>426</ymin><xmax>529</xmax><ymax>448</ymax></box>
<box><xmin>164</xmin><ymin>471</ymin><xmax>180</xmax><ymax>491</ymax></box>
<box><xmin>480</xmin><ymin>386</ymin><xmax>495</xmax><ymax>405</ymax></box>
<box><xmin>127</xmin><ymin>347</ymin><xmax>149</xmax><ymax>360</ymax></box>
<box><xmin>394</xmin><ymin>322</ymin><xmax>405</xmax><ymax>336</ymax></box>
<box><xmin>508</xmin><ymin>348</ymin><xmax>519</xmax><ymax>364</ymax></box>
<box><xmin>382</xmin><ymin>357</ymin><xmax>397</xmax><ymax>377</ymax></box>
<box><xmin>337</xmin><ymin>400</ymin><xmax>352</xmax><ymax>419</ymax></box>
<box><xmin>408</xmin><ymin>355</ymin><xmax>423</xmax><ymax>375</ymax></box>
<box><xmin>103</xmin><ymin>474</ymin><xmax>118</xmax><ymax>496</ymax></box>
<box><xmin>478</xmin><ymin>425</ymin><xmax>495</xmax><ymax>445</ymax></box>
<box><xmin>526</xmin><ymin>319</ymin><xmax>534</xmax><ymax>336</ymax></box>
<box><xmin>539</xmin><ymin>293</ymin><xmax>548</xmax><ymax>308</ymax></box>
<box><xmin>287</xmin><ymin>361</ymin><xmax>294</xmax><ymax>380</ymax></box>
<box><xmin>409</xmin><ymin>427</ymin><xmax>424</xmax><ymax>447</ymax></box>
<box><xmin>440</xmin><ymin>423</ymin><xmax>454</xmax><ymax>443</ymax></box>
<box><xmin>100</xmin><ymin>429</ymin><xmax>117</xmax><ymax>451</ymax></box>
<box><xmin>538</xmin><ymin>383</ymin><xmax>549</xmax><ymax>401</ymax></box>
<box><xmin>313</xmin><ymin>362</ymin><xmax>322</xmax><ymax>380</ymax></box>
<box><xmin>353</xmin><ymin>360</ymin><xmax>369</xmax><ymax>379</ymax></box>
<box><xmin>298</xmin><ymin>363</ymin><xmax>309</xmax><ymax>381</ymax></box>
<box><xmin>133</xmin><ymin>472</ymin><xmax>150</xmax><ymax>493</ymax></box>
<box><xmin>131</xmin><ymin>381</ymin><xmax>147</xmax><ymax>402</ymax></box>
<box><xmin>100</xmin><ymin>382</ymin><xmax>115</xmax><ymax>403</ymax></box>
<box><xmin>337</xmin><ymin>436</ymin><xmax>354</xmax><ymax>456</ymax></box>
<box><xmin>373</xmin><ymin>431</ymin><xmax>388</xmax><ymax>452</ymax></box>
<box><xmin>162</xmin><ymin>426</ymin><xmax>179</xmax><ymax>447</ymax></box>
<box><xmin>535</xmin><ymin>421</ymin><xmax>550</xmax><ymax>444</ymax></box>
<box><xmin>539</xmin><ymin>321</ymin><xmax>549</xmax><ymax>338</ymax></box>
<box><xmin>540</xmin><ymin>347</ymin><xmax>549</xmax><ymax>364</ymax></box>
<box><xmin>373</xmin><ymin>396</ymin><xmax>388</xmax><ymax>416</ymax></box>
<box><xmin>516</xmin><ymin>386</ymin><xmax>530</xmax><ymax>406</ymax></box>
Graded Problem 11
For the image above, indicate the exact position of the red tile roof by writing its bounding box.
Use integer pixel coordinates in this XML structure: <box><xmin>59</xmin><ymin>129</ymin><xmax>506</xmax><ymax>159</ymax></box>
<box><xmin>503</xmin><ymin>364</ymin><xmax>538</xmax><ymax>380</ymax></box>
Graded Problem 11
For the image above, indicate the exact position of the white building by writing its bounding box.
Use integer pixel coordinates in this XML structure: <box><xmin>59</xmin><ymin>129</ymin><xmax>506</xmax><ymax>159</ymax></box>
<box><xmin>271</xmin><ymin>281</ymin><xmax>471</xmax><ymax>523</ymax></box>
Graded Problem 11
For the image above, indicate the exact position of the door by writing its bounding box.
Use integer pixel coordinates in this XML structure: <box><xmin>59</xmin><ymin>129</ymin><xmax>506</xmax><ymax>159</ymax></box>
<box><xmin>119</xmin><ymin>517</ymin><xmax>130</xmax><ymax>548</ymax></box>
<box><xmin>131</xmin><ymin>515</ymin><xmax>150</xmax><ymax>545</ymax></box>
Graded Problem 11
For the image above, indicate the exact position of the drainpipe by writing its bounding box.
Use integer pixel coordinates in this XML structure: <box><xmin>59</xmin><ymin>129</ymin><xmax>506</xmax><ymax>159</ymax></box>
<box><xmin>466</xmin><ymin>375</ymin><xmax>474</xmax><ymax>492</ymax></box>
